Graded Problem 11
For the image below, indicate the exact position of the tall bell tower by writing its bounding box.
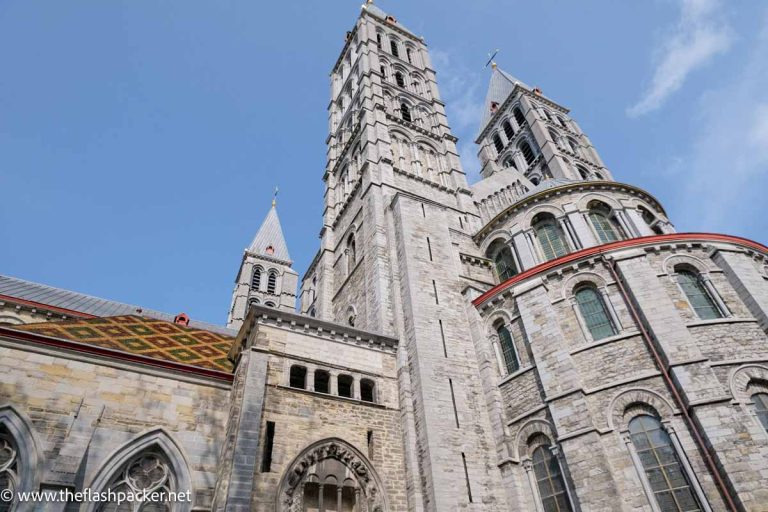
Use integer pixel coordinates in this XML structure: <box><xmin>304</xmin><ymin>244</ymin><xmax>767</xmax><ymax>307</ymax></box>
<box><xmin>300</xmin><ymin>2</ymin><xmax>507</xmax><ymax>510</ymax></box>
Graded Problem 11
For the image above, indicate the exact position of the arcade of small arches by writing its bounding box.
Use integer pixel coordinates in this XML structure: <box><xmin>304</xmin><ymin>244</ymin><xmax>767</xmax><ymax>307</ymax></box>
<box><xmin>287</xmin><ymin>364</ymin><xmax>378</xmax><ymax>404</ymax></box>
<box><xmin>483</xmin><ymin>198</ymin><xmax>669</xmax><ymax>282</ymax></box>
<box><xmin>379</xmin><ymin>59</ymin><xmax>430</xmax><ymax>100</ymax></box>
<box><xmin>383</xmin><ymin>91</ymin><xmax>439</xmax><ymax>133</ymax></box>
<box><xmin>248</xmin><ymin>266</ymin><xmax>281</xmax><ymax>309</ymax></box>
<box><xmin>388</xmin><ymin>130</ymin><xmax>448</xmax><ymax>185</ymax></box>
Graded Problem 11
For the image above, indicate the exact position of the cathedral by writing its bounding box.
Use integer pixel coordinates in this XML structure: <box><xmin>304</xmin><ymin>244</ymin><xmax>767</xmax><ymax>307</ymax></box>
<box><xmin>3</xmin><ymin>2</ymin><xmax>768</xmax><ymax>511</ymax></box>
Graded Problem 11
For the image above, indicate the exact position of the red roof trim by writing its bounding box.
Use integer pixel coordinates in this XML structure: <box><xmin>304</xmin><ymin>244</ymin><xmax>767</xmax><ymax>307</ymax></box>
<box><xmin>0</xmin><ymin>293</ymin><xmax>97</xmax><ymax>318</ymax></box>
<box><xmin>472</xmin><ymin>233</ymin><xmax>768</xmax><ymax>308</ymax></box>
<box><xmin>0</xmin><ymin>326</ymin><xmax>234</xmax><ymax>383</ymax></box>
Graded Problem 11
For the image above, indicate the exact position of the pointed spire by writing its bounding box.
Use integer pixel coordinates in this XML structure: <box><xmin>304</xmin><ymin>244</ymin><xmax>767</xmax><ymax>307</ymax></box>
<box><xmin>248</xmin><ymin>202</ymin><xmax>291</xmax><ymax>264</ymax></box>
<box><xmin>475</xmin><ymin>66</ymin><xmax>532</xmax><ymax>141</ymax></box>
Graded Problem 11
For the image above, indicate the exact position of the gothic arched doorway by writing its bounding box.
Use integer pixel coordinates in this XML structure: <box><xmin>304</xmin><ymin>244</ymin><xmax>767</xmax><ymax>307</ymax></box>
<box><xmin>276</xmin><ymin>438</ymin><xmax>388</xmax><ymax>512</ymax></box>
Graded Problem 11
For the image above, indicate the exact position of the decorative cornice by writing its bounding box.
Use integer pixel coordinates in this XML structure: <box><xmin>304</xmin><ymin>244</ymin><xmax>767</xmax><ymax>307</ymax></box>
<box><xmin>472</xmin><ymin>233</ymin><xmax>768</xmax><ymax>308</ymax></box>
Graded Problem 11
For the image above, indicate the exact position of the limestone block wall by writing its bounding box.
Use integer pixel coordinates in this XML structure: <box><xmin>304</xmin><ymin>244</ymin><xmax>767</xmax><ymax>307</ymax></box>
<box><xmin>0</xmin><ymin>340</ymin><xmax>230</xmax><ymax>511</ymax></box>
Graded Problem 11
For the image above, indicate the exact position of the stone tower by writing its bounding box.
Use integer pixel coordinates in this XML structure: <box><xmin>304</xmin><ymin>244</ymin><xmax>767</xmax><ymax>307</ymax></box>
<box><xmin>227</xmin><ymin>200</ymin><xmax>298</xmax><ymax>330</ymax></box>
<box><xmin>300</xmin><ymin>3</ymin><xmax>507</xmax><ymax>510</ymax></box>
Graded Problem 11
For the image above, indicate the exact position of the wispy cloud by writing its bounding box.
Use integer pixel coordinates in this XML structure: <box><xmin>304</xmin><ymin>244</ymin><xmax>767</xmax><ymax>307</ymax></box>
<box><xmin>669</xmin><ymin>11</ymin><xmax>768</xmax><ymax>236</ymax></box>
<box><xmin>431</xmin><ymin>49</ymin><xmax>485</xmax><ymax>182</ymax></box>
<box><xmin>627</xmin><ymin>0</ymin><xmax>732</xmax><ymax>117</ymax></box>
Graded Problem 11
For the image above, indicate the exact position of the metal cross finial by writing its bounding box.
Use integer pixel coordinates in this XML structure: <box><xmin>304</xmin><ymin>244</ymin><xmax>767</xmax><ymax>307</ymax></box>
<box><xmin>272</xmin><ymin>186</ymin><xmax>279</xmax><ymax>207</ymax></box>
<box><xmin>485</xmin><ymin>49</ymin><xmax>499</xmax><ymax>69</ymax></box>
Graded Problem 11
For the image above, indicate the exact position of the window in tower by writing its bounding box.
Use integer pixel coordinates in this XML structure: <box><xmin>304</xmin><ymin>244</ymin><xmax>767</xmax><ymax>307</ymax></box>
<box><xmin>558</xmin><ymin>116</ymin><xmax>569</xmax><ymax>129</ymax></box>
<box><xmin>548</xmin><ymin>128</ymin><xmax>562</xmax><ymax>149</ymax></box>
<box><xmin>390</xmin><ymin>40</ymin><xmax>399</xmax><ymax>58</ymax></box>
<box><xmin>492</xmin><ymin>133</ymin><xmax>504</xmax><ymax>153</ymax></box>
<box><xmin>639</xmin><ymin>206</ymin><xmax>664</xmax><ymax>234</ymax></box>
<box><xmin>338</xmin><ymin>374</ymin><xmax>353</xmax><ymax>398</ymax></box>
<box><xmin>376</xmin><ymin>32</ymin><xmax>382</xmax><ymax>50</ymax></box>
<box><xmin>628</xmin><ymin>415</ymin><xmax>702</xmax><ymax>512</ymax></box>
<box><xmin>588</xmin><ymin>201</ymin><xmax>623</xmax><ymax>243</ymax></box>
<box><xmin>567</xmin><ymin>137</ymin><xmax>580</xmax><ymax>155</ymax></box>
<box><xmin>513</xmin><ymin>107</ymin><xmax>526</xmax><ymax>128</ymax></box>
<box><xmin>675</xmin><ymin>267</ymin><xmax>723</xmax><ymax>320</ymax></box>
<box><xmin>267</xmin><ymin>271</ymin><xmax>278</xmax><ymax>294</ymax></box>
<box><xmin>251</xmin><ymin>266</ymin><xmax>262</xmax><ymax>291</ymax></box>
<box><xmin>380</xmin><ymin>64</ymin><xmax>386</xmax><ymax>79</ymax></box>
<box><xmin>361</xmin><ymin>379</ymin><xmax>376</xmax><ymax>403</ymax></box>
<box><xmin>531</xmin><ymin>442</ymin><xmax>573</xmax><ymax>512</ymax></box>
<box><xmin>495</xmin><ymin>322</ymin><xmax>520</xmax><ymax>375</ymax></box>
<box><xmin>575</xmin><ymin>285</ymin><xmax>617</xmax><ymax>340</ymax></box>
<box><xmin>503</xmin><ymin>120</ymin><xmax>515</xmax><ymax>140</ymax></box>
<box><xmin>519</xmin><ymin>141</ymin><xmax>536</xmax><ymax>166</ymax></box>
<box><xmin>395</xmin><ymin>71</ymin><xmax>405</xmax><ymax>88</ymax></box>
<box><xmin>503</xmin><ymin>156</ymin><xmax>517</xmax><ymax>170</ymax></box>
<box><xmin>346</xmin><ymin>233</ymin><xmax>357</xmax><ymax>272</ymax></box>
<box><xmin>406</xmin><ymin>47</ymin><xmax>413</xmax><ymax>63</ymax></box>
<box><xmin>289</xmin><ymin>365</ymin><xmax>307</xmax><ymax>389</ymax></box>
<box><xmin>486</xmin><ymin>239</ymin><xmax>517</xmax><ymax>282</ymax></box>
<box><xmin>314</xmin><ymin>370</ymin><xmax>330</xmax><ymax>394</ymax></box>
<box><xmin>400</xmin><ymin>103</ymin><xmax>412</xmax><ymax>122</ymax></box>
<box><xmin>248</xmin><ymin>298</ymin><xmax>260</xmax><ymax>312</ymax></box>
<box><xmin>753</xmin><ymin>393</ymin><xmax>768</xmax><ymax>431</ymax></box>
<box><xmin>576</xmin><ymin>165</ymin><xmax>590</xmax><ymax>180</ymax></box>
<box><xmin>533</xmin><ymin>213</ymin><xmax>568</xmax><ymax>261</ymax></box>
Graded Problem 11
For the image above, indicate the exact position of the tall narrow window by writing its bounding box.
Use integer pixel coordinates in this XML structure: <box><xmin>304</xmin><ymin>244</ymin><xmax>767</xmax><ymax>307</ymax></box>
<box><xmin>532</xmin><ymin>444</ymin><xmax>573</xmax><ymax>512</ymax></box>
<box><xmin>406</xmin><ymin>47</ymin><xmax>413</xmax><ymax>63</ymax></box>
<box><xmin>347</xmin><ymin>233</ymin><xmax>357</xmax><ymax>271</ymax></box>
<box><xmin>503</xmin><ymin>156</ymin><xmax>517</xmax><ymax>170</ymax></box>
<box><xmin>400</xmin><ymin>103</ymin><xmax>411</xmax><ymax>122</ymax></box>
<box><xmin>390</xmin><ymin>40</ymin><xmax>399</xmax><ymax>57</ymax></box>
<box><xmin>576</xmin><ymin>165</ymin><xmax>590</xmax><ymax>180</ymax></box>
<box><xmin>675</xmin><ymin>268</ymin><xmax>722</xmax><ymax>320</ymax></box>
<box><xmin>588</xmin><ymin>202</ymin><xmax>622</xmax><ymax>243</ymax></box>
<box><xmin>376</xmin><ymin>33</ymin><xmax>382</xmax><ymax>50</ymax></box>
<box><xmin>361</xmin><ymin>379</ymin><xmax>376</xmax><ymax>403</ymax></box>
<box><xmin>533</xmin><ymin>214</ymin><xmax>568</xmax><ymax>260</ymax></box>
<box><xmin>629</xmin><ymin>415</ymin><xmax>702</xmax><ymax>512</ymax></box>
<box><xmin>486</xmin><ymin>240</ymin><xmax>517</xmax><ymax>281</ymax></box>
<box><xmin>314</xmin><ymin>370</ymin><xmax>330</xmax><ymax>394</ymax></box>
<box><xmin>251</xmin><ymin>267</ymin><xmax>262</xmax><ymax>291</ymax></box>
<box><xmin>496</xmin><ymin>324</ymin><xmax>520</xmax><ymax>375</ymax></box>
<box><xmin>513</xmin><ymin>107</ymin><xmax>526</xmax><ymax>127</ymax></box>
<box><xmin>519</xmin><ymin>141</ymin><xmax>535</xmax><ymax>166</ymax></box>
<box><xmin>503</xmin><ymin>120</ymin><xmax>515</xmax><ymax>140</ymax></box>
<box><xmin>379</xmin><ymin>64</ymin><xmax>386</xmax><ymax>78</ymax></box>
<box><xmin>267</xmin><ymin>271</ymin><xmax>278</xmax><ymax>294</ymax></box>
<box><xmin>395</xmin><ymin>71</ymin><xmax>405</xmax><ymax>88</ymax></box>
<box><xmin>753</xmin><ymin>393</ymin><xmax>768</xmax><ymax>431</ymax></box>
<box><xmin>575</xmin><ymin>286</ymin><xmax>617</xmax><ymax>340</ymax></box>
<box><xmin>0</xmin><ymin>428</ymin><xmax>19</xmax><ymax>512</ymax></box>
<box><xmin>260</xmin><ymin>421</ymin><xmax>275</xmax><ymax>473</ymax></box>
<box><xmin>567</xmin><ymin>138</ymin><xmax>580</xmax><ymax>155</ymax></box>
<box><xmin>493</xmin><ymin>133</ymin><xmax>504</xmax><ymax>153</ymax></box>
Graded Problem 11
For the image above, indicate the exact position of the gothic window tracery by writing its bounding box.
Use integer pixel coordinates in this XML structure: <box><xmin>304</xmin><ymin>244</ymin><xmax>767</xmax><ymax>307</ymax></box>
<box><xmin>97</xmin><ymin>451</ymin><xmax>175</xmax><ymax>512</ymax></box>
<box><xmin>0</xmin><ymin>429</ymin><xmax>19</xmax><ymax>512</ymax></box>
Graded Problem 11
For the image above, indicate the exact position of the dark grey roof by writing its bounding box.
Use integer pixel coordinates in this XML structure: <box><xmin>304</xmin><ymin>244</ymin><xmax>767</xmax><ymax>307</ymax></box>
<box><xmin>0</xmin><ymin>274</ymin><xmax>236</xmax><ymax>336</ymax></box>
<box><xmin>477</xmin><ymin>67</ymin><xmax>532</xmax><ymax>141</ymax></box>
<box><xmin>363</xmin><ymin>3</ymin><xmax>417</xmax><ymax>38</ymax></box>
<box><xmin>248</xmin><ymin>205</ymin><xmax>291</xmax><ymax>264</ymax></box>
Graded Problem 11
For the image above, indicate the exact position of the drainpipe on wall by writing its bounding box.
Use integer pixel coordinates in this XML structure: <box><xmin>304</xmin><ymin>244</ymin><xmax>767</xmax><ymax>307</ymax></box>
<box><xmin>605</xmin><ymin>257</ymin><xmax>741</xmax><ymax>512</ymax></box>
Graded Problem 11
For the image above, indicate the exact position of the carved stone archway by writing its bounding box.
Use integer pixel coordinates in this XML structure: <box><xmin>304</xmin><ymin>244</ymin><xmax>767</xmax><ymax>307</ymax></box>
<box><xmin>277</xmin><ymin>438</ymin><xmax>389</xmax><ymax>512</ymax></box>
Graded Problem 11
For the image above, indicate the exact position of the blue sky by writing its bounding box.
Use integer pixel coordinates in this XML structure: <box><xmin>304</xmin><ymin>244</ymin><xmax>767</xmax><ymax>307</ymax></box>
<box><xmin>1</xmin><ymin>0</ymin><xmax>766</xmax><ymax>325</ymax></box>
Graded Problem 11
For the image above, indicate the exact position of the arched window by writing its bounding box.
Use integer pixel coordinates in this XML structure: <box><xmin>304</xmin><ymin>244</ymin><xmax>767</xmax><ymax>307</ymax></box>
<box><xmin>513</xmin><ymin>107</ymin><xmax>526</xmax><ymax>127</ymax></box>
<box><xmin>753</xmin><ymin>393</ymin><xmax>768</xmax><ymax>431</ymax></box>
<box><xmin>400</xmin><ymin>103</ymin><xmax>412</xmax><ymax>122</ymax></box>
<box><xmin>496</xmin><ymin>323</ymin><xmax>519</xmax><ymax>375</ymax></box>
<box><xmin>98</xmin><ymin>450</ymin><xmax>176</xmax><ymax>511</ymax></box>
<box><xmin>558</xmin><ymin>116</ymin><xmax>569</xmax><ymax>129</ymax></box>
<box><xmin>376</xmin><ymin>33</ymin><xmax>382</xmax><ymax>50</ymax></box>
<box><xmin>314</xmin><ymin>370</ymin><xmax>330</xmax><ymax>394</ymax></box>
<box><xmin>576</xmin><ymin>165</ymin><xmax>590</xmax><ymax>180</ymax></box>
<box><xmin>594</xmin><ymin>172</ymin><xmax>604</xmax><ymax>180</ymax></box>
<box><xmin>308</xmin><ymin>307</ymin><xmax>316</xmax><ymax>318</ymax></box>
<box><xmin>486</xmin><ymin>239</ymin><xmax>517</xmax><ymax>281</ymax></box>
<box><xmin>338</xmin><ymin>375</ymin><xmax>353</xmax><ymax>398</ymax></box>
<box><xmin>575</xmin><ymin>286</ymin><xmax>617</xmax><ymax>340</ymax></box>
<box><xmin>532</xmin><ymin>444</ymin><xmax>573</xmax><ymax>512</ymax></box>
<box><xmin>519</xmin><ymin>141</ymin><xmax>535</xmax><ymax>166</ymax></box>
<box><xmin>395</xmin><ymin>71</ymin><xmax>405</xmax><ymax>88</ymax></box>
<box><xmin>251</xmin><ymin>267</ymin><xmax>262</xmax><ymax>291</ymax></box>
<box><xmin>492</xmin><ymin>133</ymin><xmax>504</xmax><ymax>153</ymax></box>
<box><xmin>503</xmin><ymin>120</ymin><xmax>515</xmax><ymax>140</ymax></box>
<box><xmin>639</xmin><ymin>206</ymin><xmax>664</xmax><ymax>235</ymax></box>
<box><xmin>360</xmin><ymin>379</ymin><xmax>376</xmax><ymax>403</ymax></box>
<box><xmin>533</xmin><ymin>213</ymin><xmax>568</xmax><ymax>260</ymax></box>
<box><xmin>628</xmin><ymin>415</ymin><xmax>702</xmax><ymax>512</ymax></box>
<box><xmin>675</xmin><ymin>268</ymin><xmax>723</xmax><ymax>320</ymax></box>
<box><xmin>406</xmin><ymin>47</ymin><xmax>413</xmax><ymax>63</ymax></box>
<box><xmin>347</xmin><ymin>233</ymin><xmax>357</xmax><ymax>271</ymax></box>
<box><xmin>248</xmin><ymin>298</ymin><xmax>260</xmax><ymax>312</ymax></box>
<box><xmin>379</xmin><ymin>64</ymin><xmax>386</xmax><ymax>79</ymax></box>
<box><xmin>567</xmin><ymin>138</ymin><xmax>580</xmax><ymax>155</ymax></box>
<box><xmin>390</xmin><ymin>40</ymin><xmax>399</xmax><ymax>58</ymax></box>
<box><xmin>267</xmin><ymin>271</ymin><xmax>278</xmax><ymax>294</ymax></box>
<box><xmin>264</xmin><ymin>301</ymin><xmax>276</xmax><ymax>308</ymax></box>
<box><xmin>588</xmin><ymin>202</ymin><xmax>623</xmax><ymax>243</ymax></box>
<box><xmin>503</xmin><ymin>156</ymin><xmax>517</xmax><ymax>170</ymax></box>
<box><xmin>548</xmin><ymin>128</ymin><xmax>562</xmax><ymax>148</ymax></box>
<box><xmin>290</xmin><ymin>366</ymin><xmax>307</xmax><ymax>389</ymax></box>
<box><xmin>0</xmin><ymin>427</ymin><xmax>19</xmax><ymax>512</ymax></box>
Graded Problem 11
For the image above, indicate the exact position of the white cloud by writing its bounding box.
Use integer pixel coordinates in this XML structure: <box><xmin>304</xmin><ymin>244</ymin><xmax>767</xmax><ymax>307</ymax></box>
<box><xmin>668</xmin><ymin>12</ymin><xmax>768</xmax><ymax>233</ymax></box>
<box><xmin>627</xmin><ymin>0</ymin><xmax>733</xmax><ymax>117</ymax></box>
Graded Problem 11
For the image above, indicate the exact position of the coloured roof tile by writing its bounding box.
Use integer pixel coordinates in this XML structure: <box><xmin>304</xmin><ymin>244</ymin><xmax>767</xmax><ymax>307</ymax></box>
<box><xmin>10</xmin><ymin>315</ymin><xmax>235</xmax><ymax>373</ymax></box>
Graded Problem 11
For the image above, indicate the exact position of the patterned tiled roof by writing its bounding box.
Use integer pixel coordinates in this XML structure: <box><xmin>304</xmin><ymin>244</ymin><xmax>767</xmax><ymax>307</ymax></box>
<box><xmin>10</xmin><ymin>315</ymin><xmax>234</xmax><ymax>373</ymax></box>
<box><xmin>0</xmin><ymin>274</ymin><xmax>236</xmax><ymax>336</ymax></box>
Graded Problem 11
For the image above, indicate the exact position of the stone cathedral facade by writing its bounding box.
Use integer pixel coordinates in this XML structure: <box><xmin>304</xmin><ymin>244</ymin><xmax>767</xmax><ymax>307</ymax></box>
<box><xmin>2</xmin><ymin>3</ymin><xmax>768</xmax><ymax>512</ymax></box>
